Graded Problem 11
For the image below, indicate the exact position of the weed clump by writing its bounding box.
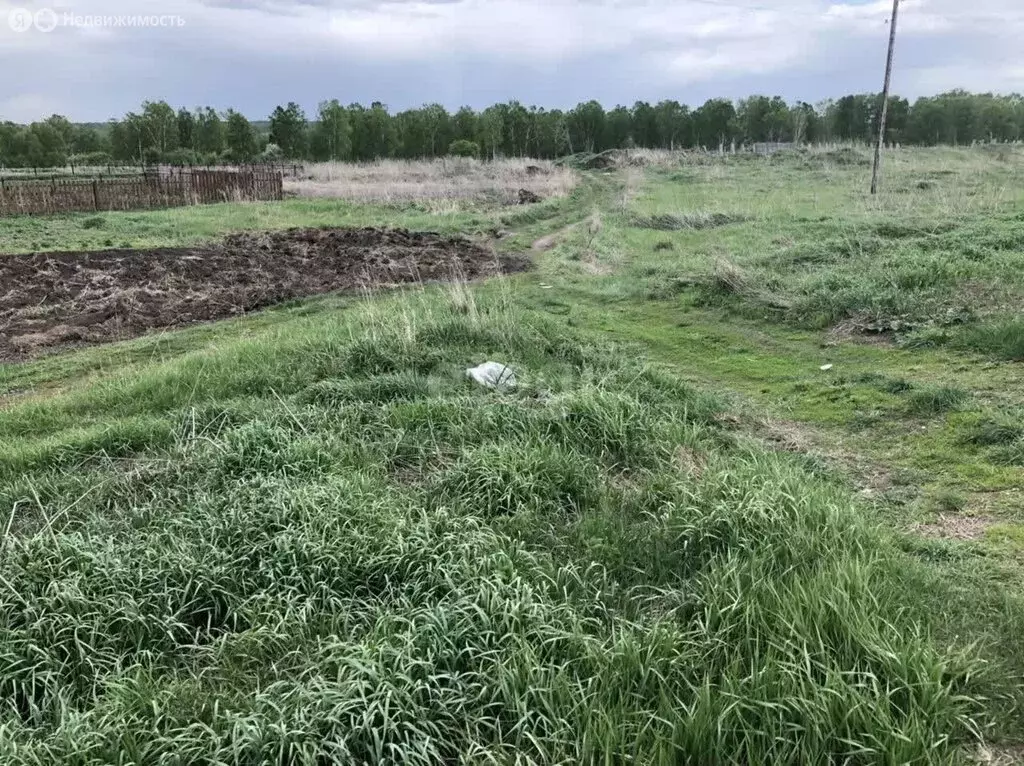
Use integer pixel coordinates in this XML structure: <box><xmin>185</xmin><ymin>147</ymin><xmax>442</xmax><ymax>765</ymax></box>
<box><xmin>697</xmin><ymin>258</ymin><xmax>792</xmax><ymax>313</ymax></box>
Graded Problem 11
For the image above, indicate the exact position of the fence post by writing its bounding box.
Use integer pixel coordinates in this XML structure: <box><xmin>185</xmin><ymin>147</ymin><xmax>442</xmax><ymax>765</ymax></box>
<box><xmin>92</xmin><ymin>179</ymin><xmax>99</xmax><ymax>210</ymax></box>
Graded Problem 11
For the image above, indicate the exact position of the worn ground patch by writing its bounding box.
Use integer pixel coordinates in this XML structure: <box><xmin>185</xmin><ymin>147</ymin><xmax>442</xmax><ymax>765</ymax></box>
<box><xmin>915</xmin><ymin>514</ymin><xmax>996</xmax><ymax>541</ymax></box>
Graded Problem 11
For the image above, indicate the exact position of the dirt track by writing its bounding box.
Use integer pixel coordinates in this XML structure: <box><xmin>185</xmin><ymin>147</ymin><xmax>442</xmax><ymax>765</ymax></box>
<box><xmin>0</xmin><ymin>227</ymin><xmax>527</xmax><ymax>361</ymax></box>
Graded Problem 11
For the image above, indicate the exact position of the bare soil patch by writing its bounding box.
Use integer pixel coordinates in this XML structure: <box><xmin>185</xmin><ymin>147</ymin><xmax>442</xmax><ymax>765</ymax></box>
<box><xmin>0</xmin><ymin>227</ymin><xmax>528</xmax><ymax>361</ymax></box>
<box><xmin>916</xmin><ymin>514</ymin><xmax>995</xmax><ymax>542</ymax></box>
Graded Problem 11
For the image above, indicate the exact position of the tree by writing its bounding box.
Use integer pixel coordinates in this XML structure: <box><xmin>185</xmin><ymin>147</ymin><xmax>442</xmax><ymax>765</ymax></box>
<box><xmin>477</xmin><ymin>106</ymin><xmax>504</xmax><ymax>159</ymax></box>
<box><xmin>452</xmin><ymin>107</ymin><xmax>478</xmax><ymax>144</ymax></box>
<box><xmin>736</xmin><ymin>96</ymin><xmax>792</xmax><ymax>143</ymax></box>
<box><xmin>224</xmin><ymin>109</ymin><xmax>257</xmax><ymax>161</ymax></box>
<box><xmin>632</xmin><ymin>101</ymin><xmax>660</xmax><ymax>148</ymax></box>
<box><xmin>140</xmin><ymin>100</ymin><xmax>179</xmax><ymax>157</ymax></box>
<box><xmin>43</xmin><ymin>114</ymin><xmax>75</xmax><ymax>155</ymax></box>
<box><xmin>693</xmin><ymin>98</ymin><xmax>737</xmax><ymax>148</ymax></box>
<box><xmin>499</xmin><ymin>101</ymin><xmax>531</xmax><ymax>157</ymax></box>
<box><xmin>395</xmin><ymin>109</ymin><xmax>427</xmax><ymax>159</ymax></box>
<box><xmin>109</xmin><ymin>112</ymin><xmax>147</xmax><ymax>161</ymax></box>
<box><xmin>533</xmin><ymin>109</ymin><xmax>569</xmax><ymax>158</ymax></box>
<box><xmin>269</xmin><ymin>102</ymin><xmax>308</xmax><ymax>158</ymax></box>
<box><xmin>874</xmin><ymin>95</ymin><xmax>910</xmax><ymax>144</ymax></box>
<box><xmin>791</xmin><ymin>102</ymin><xmax>819</xmax><ymax>144</ymax></box>
<box><xmin>177</xmin><ymin>108</ymin><xmax>195</xmax><ymax>150</ymax></box>
<box><xmin>350</xmin><ymin>102</ymin><xmax>398</xmax><ymax>160</ymax></box>
<box><xmin>194</xmin><ymin>107</ymin><xmax>225</xmax><ymax>155</ymax></box>
<box><xmin>310</xmin><ymin>99</ymin><xmax>352</xmax><ymax>161</ymax></box>
<box><xmin>605</xmin><ymin>106</ymin><xmax>633</xmax><ymax>149</ymax></box>
<box><xmin>72</xmin><ymin>125</ymin><xmax>105</xmax><ymax>154</ymax></box>
<box><xmin>0</xmin><ymin>122</ymin><xmax>21</xmax><ymax>167</ymax></box>
<box><xmin>25</xmin><ymin>91</ymin><xmax>1024</xmax><ymax>173</ymax></box>
<box><xmin>828</xmin><ymin>95</ymin><xmax>873</xmax><ymax>142</ymax></box>
<box><xmin>25</xmin><ymin>122</ymin><xmax>66</xmax><ymax>167</ymax></box>
<box><xmin>421</xmin><ymin>103</ymin><xmax>452</xmax><ymax>157</ymax></box>
<box><xmin>567</xmin><ymin>100</ymin><xmax>607</xmax><ymax>153</ymax></box>
<box><xmin>654</xmin><ymin>100</ymin><xmax>691</xmax><ymax>149</ymax></box>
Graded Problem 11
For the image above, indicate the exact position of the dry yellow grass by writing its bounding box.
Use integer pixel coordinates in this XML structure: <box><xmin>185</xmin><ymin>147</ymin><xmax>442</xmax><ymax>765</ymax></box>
<box><xmin>286</xmin><ymin>157</ymin><xmax>578</xmax><ymax>204</ymax></box>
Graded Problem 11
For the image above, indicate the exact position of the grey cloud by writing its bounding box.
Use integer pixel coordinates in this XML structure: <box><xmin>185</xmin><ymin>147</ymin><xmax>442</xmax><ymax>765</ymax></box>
<box><xmin>197</xmin><ymin>0</ymin><xmax>461</xmax><ymax>12</ymax></box>
<box><xmin>0</xmin><ymin>0</ymin><xmax>1021</xmax><ymax>123</ymax></box>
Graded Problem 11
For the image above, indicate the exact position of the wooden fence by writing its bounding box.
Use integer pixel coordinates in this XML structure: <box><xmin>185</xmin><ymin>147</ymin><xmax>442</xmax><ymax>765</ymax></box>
<box><xmin>0</xmin><ymin>169</ymin><xmax>283</xmax><ymax>217</ymax></box>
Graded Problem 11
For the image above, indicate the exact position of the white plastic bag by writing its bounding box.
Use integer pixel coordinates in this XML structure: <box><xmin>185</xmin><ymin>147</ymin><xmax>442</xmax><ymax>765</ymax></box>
<box><xmin>466</xmin><ymin>362</ymin><xmax>517</xmax><ymax>391</ymax></box>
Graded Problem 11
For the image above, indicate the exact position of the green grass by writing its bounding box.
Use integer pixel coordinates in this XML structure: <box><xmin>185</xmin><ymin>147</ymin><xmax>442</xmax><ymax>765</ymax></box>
<box><xmin>906</xmin><ymin>385</ymin><xmax>971</xmax><ymax>416</ymax></box>
<box><xmin>4</xmin><ymin>145</ymin><xmax>1024</xmax><ymax>760</ymax></box>
<box><xmin>0</xmin><ymin>198</ymin><xmax>493</xmax><ymax>254</ymax></box>
<box><xmin>957</xmin><ymin>319</ymin><xmax>1024</xmax><ymax>362</ymax></box>
<box><xmin>0</xmin><ymin>291</ymin><xmax>996</xmax><ymax>762</ymax></box>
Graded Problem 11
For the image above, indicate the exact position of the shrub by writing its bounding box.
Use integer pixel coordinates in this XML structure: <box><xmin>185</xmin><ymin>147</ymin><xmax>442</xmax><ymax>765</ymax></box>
<box><xmin>261</xmin><ymin>143</ymin><xmax>284</xmax><ymax>161</ymax></box>
<box><xmin>448</xmin><ymin>140</ymin><xmax>480</xmax><ymax>158</ymax></box>
<box><xmin>69</xmin><ymin>151</ymin><xmax>112</xmax><ymax>167</ymax></box>
<box><xmin>164</xmin><ymin>148</ymin><xmax>200</xmax><ymax>167</ymax></box>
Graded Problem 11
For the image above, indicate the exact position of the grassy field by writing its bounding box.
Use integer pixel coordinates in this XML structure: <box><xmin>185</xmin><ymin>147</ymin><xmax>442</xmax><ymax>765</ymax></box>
<box><xmin>2</xmin><ymin>145</ymin><xmax>1024</xmax><ymax>763</ymax></box>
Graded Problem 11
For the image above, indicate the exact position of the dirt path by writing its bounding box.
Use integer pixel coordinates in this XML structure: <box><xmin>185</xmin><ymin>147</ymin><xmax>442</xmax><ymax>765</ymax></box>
<box><xmin>532</xmin><ymin>222</ymin><xmax>582</xmax><ymax>252</ymax></box>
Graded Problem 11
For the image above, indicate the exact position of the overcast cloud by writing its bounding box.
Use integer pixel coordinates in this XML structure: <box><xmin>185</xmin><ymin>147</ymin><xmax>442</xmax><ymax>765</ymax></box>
<box><xmin>1</xmin><ymin>0</ymin><xmax>1022</xmax><ymax>122</ymax></box>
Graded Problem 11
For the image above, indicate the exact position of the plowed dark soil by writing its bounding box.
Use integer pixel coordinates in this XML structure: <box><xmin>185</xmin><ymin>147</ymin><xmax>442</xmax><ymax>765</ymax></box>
<box><xmin>0</xmin><ymin>227</ymin><xmax>527</xmax><ymax>361</ymax></box>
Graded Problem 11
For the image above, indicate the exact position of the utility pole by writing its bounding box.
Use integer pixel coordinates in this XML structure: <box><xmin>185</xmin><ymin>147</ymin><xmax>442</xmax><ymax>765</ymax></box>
<box><xmin>871</xmin><ymin>0</ymin><xmax>901</xmax><ymax>195</ymax></box>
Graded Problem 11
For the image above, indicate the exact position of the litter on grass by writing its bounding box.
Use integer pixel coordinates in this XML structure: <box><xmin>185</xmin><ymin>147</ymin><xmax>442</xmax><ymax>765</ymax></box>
<box><xmin>467</xmin><ymin>362</ymin><xmax>518</xmax><ymax>391</ymax></box>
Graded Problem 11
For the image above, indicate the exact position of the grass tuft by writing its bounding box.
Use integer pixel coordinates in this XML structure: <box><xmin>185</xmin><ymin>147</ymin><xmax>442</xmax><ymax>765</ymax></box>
<box><xmin>957</xmin><ymin>319</ymin><xmax>1024</xmax><ymax>362</ymax></box>
<box><xmin>906</xmin><ymin>385</ymin><xmax>970</xmax><ymax>415</ymax></box>
<box><xmin>960</xmin><ymin>416</ymin><xmax>1024</xmax><ymax>447</ymax></box>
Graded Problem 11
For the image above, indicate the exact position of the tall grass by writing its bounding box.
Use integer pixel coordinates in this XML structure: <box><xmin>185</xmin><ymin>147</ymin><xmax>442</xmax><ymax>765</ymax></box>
<box><xmin>288</xmin><ymin>157</ymin><xmax>578</xmax><ymax>204</ymax></box>
<box><xmin>956</xmin><ymin>318</ymin><xmax>1024</xmax><ymax>361</ymax></box>
<box><xmin>0</xmin><ymin>288</ymin><xmax>986</xmax><ymax>763</ymax></box>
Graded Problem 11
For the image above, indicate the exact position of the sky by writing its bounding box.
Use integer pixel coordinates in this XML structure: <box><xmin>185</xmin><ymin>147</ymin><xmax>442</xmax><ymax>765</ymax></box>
<box><xmin>1</xmin><ymin>0</ymin><xmax>1022</xmax><ymax>123</ymax></box>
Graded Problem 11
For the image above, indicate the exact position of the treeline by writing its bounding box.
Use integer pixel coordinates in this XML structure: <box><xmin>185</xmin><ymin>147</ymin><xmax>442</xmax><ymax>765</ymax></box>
<box><xmin>2</xmin><ymin>90</ymin><xmax>1023</xmax><ymax>168</ymax></box>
